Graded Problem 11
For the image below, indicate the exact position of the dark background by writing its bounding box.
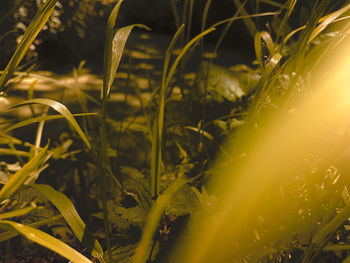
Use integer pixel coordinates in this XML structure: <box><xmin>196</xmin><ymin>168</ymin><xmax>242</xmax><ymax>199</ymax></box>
<box><xmin>0</xmin><ymin>0</ymin><xmax>329</xmax><ymax>71</ymax></box>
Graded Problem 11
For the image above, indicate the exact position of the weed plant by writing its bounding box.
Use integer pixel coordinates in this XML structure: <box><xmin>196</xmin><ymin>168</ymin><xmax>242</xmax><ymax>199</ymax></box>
<box><xmin>1</xmin><ymin>0</ymin><xmax>350</xmax><ymax>263</ymax></box>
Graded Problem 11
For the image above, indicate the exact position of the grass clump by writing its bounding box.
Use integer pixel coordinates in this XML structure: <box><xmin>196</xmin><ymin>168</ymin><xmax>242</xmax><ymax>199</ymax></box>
<box><xmin>1</xmin><ymin>0</ymin><xmax>350</xmax><ymax>263</ymax></box>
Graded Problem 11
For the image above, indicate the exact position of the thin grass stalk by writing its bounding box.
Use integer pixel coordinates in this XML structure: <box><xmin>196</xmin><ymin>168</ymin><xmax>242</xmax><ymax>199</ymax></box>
<box><xmin>200</xmin><ymin>0</ymin><xmax>213</xmax><ymax>54</ymax></box>
<box><xmin>186</xmin><ymin>0</ymin><xmax>194</xmax><ymax>43</ymax></box>
<box><xmin>101</xmin><ymin>1</ymin><xmax>123</xmax><ymax>259</ymax></box>
<box><xmin>212</xmin><ymin>0</ymin><xmax>248</xmax><ymax>59</ymax></box>
<box><xmin>276</xmin><ymin>0</ymin><xmax>298</xmax><ymax>47</ymax></box>
<box><xmin>100</xmin><ymin>100</ymin><xmax>112</xmax><ymax>261</ymax></box>
<box><xmin>282</xmin><ymin>0</ymin><xmax>331</xmax><ymax>107</ymax></box>
<box><xmin>151</xmin><ymin>26</ymin><xmax>215</xmax><ymax>199</ymax></box>
<box><xmin>169</xmin><ymin>0</ymin><xmax>181</xmax><ymax>30</ymax></box>
<box><xmin>232</xmin><ymin>0</ymin><xmax>257</xmax><ymax>37</ymax></box>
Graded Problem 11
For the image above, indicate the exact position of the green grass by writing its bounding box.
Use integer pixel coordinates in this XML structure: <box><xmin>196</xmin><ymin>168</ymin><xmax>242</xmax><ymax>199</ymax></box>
<box><xmin>1</xmin><ymin>0</ymin><xmax>350</xmax><ymax>262</ymax></box>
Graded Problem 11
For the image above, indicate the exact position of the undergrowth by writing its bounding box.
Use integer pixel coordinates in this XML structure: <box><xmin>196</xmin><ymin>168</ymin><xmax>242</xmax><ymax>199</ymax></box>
<box><xmin>1</xmin><ymin>0</ymin><xmax>350</xmax><ymax>262</ymax></box>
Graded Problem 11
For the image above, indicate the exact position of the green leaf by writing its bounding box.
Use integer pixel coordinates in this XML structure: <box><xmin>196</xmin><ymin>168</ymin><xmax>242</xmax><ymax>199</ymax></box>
<box><xmin>7</xmin><ymin>98</ymin><xmax>91</xmax><ymax>149</ymax></box>
<box><xmin>0</xmin><ymin>220</ymin><xmax>93</xmax><ymax>263</ymax></box>
<box><xmin>0</xmin><ymin>144</ymin><xmax>49</xmax><ymax>201</ymax></box>
<box><xmin>32</xmin><ymin>184</ymin><xmax>104</xmax><ymax>260</ymax></box>
<box><xmin>0</xmin><ymin>205</ymin><xmax>39</xmax><ymax>220</ymax></box>
<box><xmin>308</xmin><ymin>3</ymin><xmax>350</xmax><ymax>44</ymax></box>
<box><xmin>151</xmin><ymin>26</ymin><xmax>215</xmax><ymax>199</ymax></box>
<box><xmin>103</xmin><ymin>24</ymin><xmax>151</xmax><ymax>99</ymax></box>
<box><xmin>0</xmin><ymin>0</ymin><xmax>57</xmax><ymax>92</ymax></box>
<box><xmin>5</xmin><ymin>113</ymin><xmax>97</xmax><ymax>132</ymax></box>
<box><xmin>102</xmin><ymin>0</ymin><xmax>123</xmax><ymax>99</ymax></box>
<box><xmin>0</xmin><ymin>215</ymin><xmax>62</xmax><ymax>242</ymax></box>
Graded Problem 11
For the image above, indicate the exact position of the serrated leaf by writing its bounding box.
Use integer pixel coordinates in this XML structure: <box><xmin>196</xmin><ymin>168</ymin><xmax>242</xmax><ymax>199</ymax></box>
<box><xmin>32</xmin><ymin>184</ymin><xmax>104</xmax><ymax>260</ymax></box>
<box><xmin>0</xmin><ymin>220</ymin><xmax>92</xmax><ymax>263</ymax></box>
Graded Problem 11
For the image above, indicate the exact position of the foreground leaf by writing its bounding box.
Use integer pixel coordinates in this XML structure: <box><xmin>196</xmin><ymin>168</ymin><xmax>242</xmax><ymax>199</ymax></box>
<box><xmin>0</xmin><ymin>144</ymin><xmax>49</xmax><ymax>201</ymax></box>
<box><xmin>33</xmin><ymin>184</ymin><xmax>104</xmax><ymax>261</ymax></box>
<box><xmin>0</xmin><ymin>220</ymin><xmax>92</xmax><ymax>263</ymax></box>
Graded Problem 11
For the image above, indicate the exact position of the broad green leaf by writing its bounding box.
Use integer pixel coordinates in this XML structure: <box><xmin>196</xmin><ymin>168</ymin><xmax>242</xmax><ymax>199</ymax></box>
<box><xmin>8</xmin><ymin>98</ymin><xmax>91</xmax><ymax>149</ymax></box>
<box><xmin>102</xmin><ymin>0</ymin><xmax>123</xmax><ymax>99</ymax></box>
<box><xmin>0</xmin><ymin>0</ymin><xmax>57</xmax><ymax>92</ymax></box>
<box><xmin>103</xmin><ymin>23</ymin><xmax>151</xmax><ymax>99</ymax></box>
<box><xmin>33</xmin><ymin>184</ymin><xmax>104</xmax><ymax>260</ymax></box>
<box><xmin>0</xmin><ymin>144</ymin><xmax>49</xmax><ymax>201</ymax></box>
<box><xmin>0</xmin><ymin>220</ymin><xmax>92</xmax><ymax>263</ymax></box>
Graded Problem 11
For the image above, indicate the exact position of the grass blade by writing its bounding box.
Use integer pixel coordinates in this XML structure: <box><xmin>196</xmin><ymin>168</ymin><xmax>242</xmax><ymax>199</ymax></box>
<box><xmin>307</xmin><ymin>3</ymin><xmax>350</xmax><ymax>44</ymax></box>
<box><xmin>0</xmin><ymin>144</ymin><xmax>49</xmax><ymax>201</ymax></box>
<box><xmin>149</xmin><ymin>24</ymin><xmax>184</xmax><ymax>199</ymax></box>
<box><xmin>102</xmin><ymin>0</ymin><xmax>123</xmax><ymax>99</ymax></box>
<box><xmin>32</xmin><ymin>184</ymin><xmax>104</xmax><ymax>261</ymax></box>
<box><xmin>0</xmin><ymin>215</ymin><xmax>62</xmax><ymax>242</ymax></box>
<box><xmin>103</xmin><ymin>24</ymin><xmax>150</xmax><ymax>99</ymax></box>
<box><xmin>232</xmin><ymin>0</ymin><xmax>257</xmax><ymax>37</ymax></box>
<box><xmin>7</xmin><ymin>98</ymin><xmax>91</xmax><ymax>149</ymax></box>
<box><xmin>151</xmin><ymin>26</ymin><xmax>214</xmax><ymax>199</ymax></box>
<box><xmin>254</xmin><ymin>31</ymin><xmax>275</xmax><ymax>71</ymax></box>
<box><xmin>169</xmin><ymin>0</ymin><xmax>181</xmax><ymax>29</ymax></box>
<box><xmin>0</xmin><ymin>220</ymin><xmax>93</xmax><ymax>263</ymax></box>
<box><xmin>0</xmin><ymin>205</ymin><xmax>39</xmax><ymax>220</ymax></box>
<box><xmin>162</xmin><ymin>24</ymin><xmax>185</xmax><ymax>89</ymax></box>
<box><xmin>0</xmin><ymin>0</ymin><xmax>57</xmax><ymax>92</ymax></box>
<box><xmin>4</xmin><ymin>113</ymin><xmax>97</xmax><ymax>132</ymax></box>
